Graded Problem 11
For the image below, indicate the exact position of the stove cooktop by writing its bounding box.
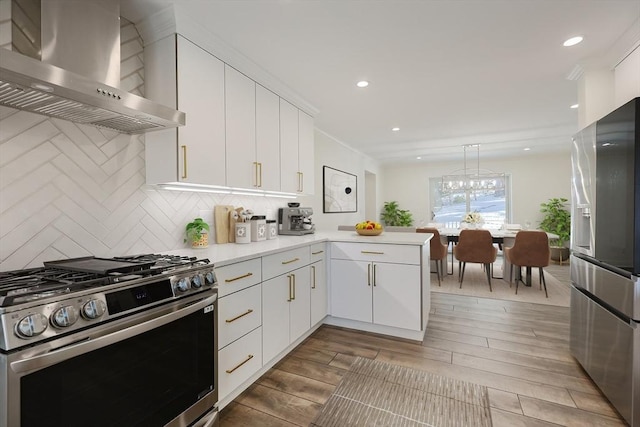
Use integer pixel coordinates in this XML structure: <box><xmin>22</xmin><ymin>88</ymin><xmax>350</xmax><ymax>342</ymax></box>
<box><xmin>0</xmin><ymin>254</ymin><xmax>209</xmax><ymax>308</ymax></box>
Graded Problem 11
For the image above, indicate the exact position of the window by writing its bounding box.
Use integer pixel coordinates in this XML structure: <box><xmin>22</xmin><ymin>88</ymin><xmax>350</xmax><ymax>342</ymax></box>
<box><xmin>429</xmin><ymin>175</ymin><xmax>511</xmax><ymax>229</ymax></box>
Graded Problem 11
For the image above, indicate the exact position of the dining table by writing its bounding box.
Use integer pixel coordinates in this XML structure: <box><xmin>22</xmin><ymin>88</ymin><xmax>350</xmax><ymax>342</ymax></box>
<box><xmin>421</xmin><ymin>226</ymin><xmax>558</xmax><ymax>286</ymax></box>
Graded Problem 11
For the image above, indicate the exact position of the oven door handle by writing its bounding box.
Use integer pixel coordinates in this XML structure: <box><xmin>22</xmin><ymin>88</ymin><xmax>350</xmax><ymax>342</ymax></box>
<box><xmin>10</xmin><ymin>293</ymin><xmax>217</xmax><ymax>374</ymax></box>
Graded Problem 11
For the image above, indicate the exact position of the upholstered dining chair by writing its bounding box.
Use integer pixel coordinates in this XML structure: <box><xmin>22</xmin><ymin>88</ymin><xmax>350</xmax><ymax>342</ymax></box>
<box><xmin>453</xmin><ymin>229</ymin><xmax>497</xmax><ymax>291</ymax></box>
<box><xmin>416</xmin><ymin>227</ymin><xmax>448</xmax><ymax>286</ymax></box>
<box><xmin>503</xmin><ymin>230</ymin><xmax>550</xmax><ymax>297</ymax></box>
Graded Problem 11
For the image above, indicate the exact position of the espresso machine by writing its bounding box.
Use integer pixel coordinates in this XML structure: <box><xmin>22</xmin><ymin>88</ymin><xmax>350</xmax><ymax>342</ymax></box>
<box><xmin>278</xmin><ymin>207</ymin><xmax>315</xmax><ymax>235</ymax></box>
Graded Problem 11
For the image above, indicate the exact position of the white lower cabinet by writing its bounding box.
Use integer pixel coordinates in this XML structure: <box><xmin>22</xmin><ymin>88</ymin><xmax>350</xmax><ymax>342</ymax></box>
<box><xmin>218</xmin><ymin>326</ymin><xmax>262</xmax><ymax>400</ymax></box>
<box><xmin>330</xmin><ymin>242</ymin><xmax>423</xmax><ymax>331</ymax></box>
<box><xmin>262</xmin><ymin>265</ymin><xmax>311</xmax><ymax>364</ymax></box>
<box><xmin>310</xmin><ymin>243</ymin><xmax>327</xmax><ymax>326</ymax></box>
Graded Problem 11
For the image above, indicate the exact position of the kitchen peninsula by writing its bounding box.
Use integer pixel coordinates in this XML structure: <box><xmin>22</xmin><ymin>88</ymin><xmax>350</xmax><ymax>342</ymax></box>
<box><xmin>176</xmin><ymin>230</ymin><xmax>432</xmax><ymax>408</ymax></box>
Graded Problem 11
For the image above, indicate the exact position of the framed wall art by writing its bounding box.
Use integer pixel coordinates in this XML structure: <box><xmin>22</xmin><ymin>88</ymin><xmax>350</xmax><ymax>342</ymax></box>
<box><xmin>323</xmin><ymin>166</ymin><xmax>357</xmax><ymax>213</ymax></box>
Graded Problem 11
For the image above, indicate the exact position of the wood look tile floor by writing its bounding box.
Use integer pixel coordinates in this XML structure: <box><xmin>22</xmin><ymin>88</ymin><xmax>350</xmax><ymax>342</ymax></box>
<box><xmin>220</xmin><ymin>264</ymin><xmax>627</xmax><ymax>427</ymax></box>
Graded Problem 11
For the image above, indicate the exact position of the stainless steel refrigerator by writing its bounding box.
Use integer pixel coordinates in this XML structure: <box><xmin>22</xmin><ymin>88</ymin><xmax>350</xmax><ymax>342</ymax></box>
<box><xmin>570</xmin><ymin>97</ymin><xmax>639</xmax><ymax>427</ymax></box>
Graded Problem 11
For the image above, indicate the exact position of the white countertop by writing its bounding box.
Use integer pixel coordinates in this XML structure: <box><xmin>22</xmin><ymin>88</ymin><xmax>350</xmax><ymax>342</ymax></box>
<box><xmin>168</xmin><ymin>231</ymin><xmax>432</xmax><ymax>267</ymax></box>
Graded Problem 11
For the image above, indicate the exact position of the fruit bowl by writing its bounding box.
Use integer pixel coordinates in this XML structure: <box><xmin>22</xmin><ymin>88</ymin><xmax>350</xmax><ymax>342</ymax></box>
<box><xmin>356</xmin><ymin>228</ymin><xmax>383</xmax><ymax>236</ymax></box>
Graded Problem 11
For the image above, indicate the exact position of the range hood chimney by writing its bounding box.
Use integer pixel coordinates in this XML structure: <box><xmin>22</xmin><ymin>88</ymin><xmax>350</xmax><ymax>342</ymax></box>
<box><xmin>0</xmin><ymin>0</ymin><xmax>185</xmax><ymax>134</ymax></box>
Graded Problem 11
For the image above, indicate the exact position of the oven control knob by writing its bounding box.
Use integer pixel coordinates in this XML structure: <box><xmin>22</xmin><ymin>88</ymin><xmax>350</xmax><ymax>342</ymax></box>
<box><xmin>15</xmin><ymin>313</ymin><xmax>48</xmax><ymax>338</ymax></box>
<box><xmin>205</xmin><ymin>271</ymin><xmax>215</xmax><ymax>285</ymax></box>
<box><xmin>51</xmin><ymin>306</ymin><xmax>78</xmax><ymax>328</ymax></box>
<box><xmin>82</xmin><ymin>300</ymin><xmax>106</xmax><ymax>320</ymax></box>
<box><xmin>191</xmin><ymin>274</ymin><xmax>203</xmax><ymax>288</ymax></box>
<box><xmin>176</xmin><ymin>277</ymin><xmax>190</xmax><ymax>292</ymax></box>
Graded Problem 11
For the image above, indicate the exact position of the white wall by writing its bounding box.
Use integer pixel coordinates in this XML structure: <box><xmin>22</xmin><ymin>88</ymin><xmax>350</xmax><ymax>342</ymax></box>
<box><xmin>380</xmin><ymin>151</ymin><xmax>572</xmax><ymax>228</ymax></box>
<box><xmin>298</xmin><ymin>130</ymin><xmax>381</xmax><ymax>231</ymax></box>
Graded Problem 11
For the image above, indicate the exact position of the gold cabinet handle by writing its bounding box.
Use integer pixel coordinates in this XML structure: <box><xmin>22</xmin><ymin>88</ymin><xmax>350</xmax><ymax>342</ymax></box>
<box><xmin>312</xmin><ymin>250</ymin><xmax>324</xmax><ymax>255</ymax></box>
<box><xmin>282</xmin><ymin>257</ymin><xmax>300</xmax><ymax>265</ymax></box>
<box><xmin>361</xmin><ymin>251</ymin><xmax>384</xmax><ymax>255</ymax></box>
<box><xmin>225</xmin><ymin>354</ymin><xmax>254</xmax><ymax>374</ymax></box>
<box><xmin>224</xmin><ymin>272</ymin><xmax>253</xmax><ymax>283</ymax></box>
<box><xmin>287</xmin><ymin>274</ymin><xmax>293</xmax><ymax>302</ymax></box>
<box><xmin>225</xmin><ymin>309</ymin><xmax>254</xmax><ymax>323</ymax></box>
<box><xmin>373</xmin><ymin>264</ymin><xmax>377</xmax><ymax>286</ymax></box>
<box><xmin>367</xmin><ymin>264</ymin><xmax>371</xmax><ymax>286</ymax></box>
<box><xmin>253</xmin><ymin>162</ymin><xmax>259</xmax><ymax>187</ymax></box>
<box><xmin>292</xmin><ymin>274</ymin><xmax>296</xmax><ymax>300</ymax></box>
<box><xmin>297</xmin><ymin>171</ymin><xmax>303</xmax><ymax>192</ymax></box>
<box><xmin>181</xmin><ymin>145</ymin><xmax>187</xmax><ymax>179</ymax></box>
<box><xmin>258</xmin><ymin>162</ymin><xmax>263</xmax><ymax>187</ymax></box>
<box><xmin>311</xmin><ymin>265</ymin><xmax>316</xmax><ymax>289</ymax></box>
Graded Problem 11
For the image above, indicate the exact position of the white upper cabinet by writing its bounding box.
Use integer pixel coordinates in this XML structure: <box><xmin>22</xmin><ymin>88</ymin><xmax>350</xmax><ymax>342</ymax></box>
<box><xmin>255</xmin><ymin>85</ymin><xmax>281</xmax><ymax>191</ymax></box>
<box><xmin>226</xmin><ymin>73</ymin><xmax>281</xmax><ymax>192</ymax></box>
<box><xmin>145</xmin><ymin>35</ymin><xmax>226</xmax><ymax>186</ymax></box>
<box><xmin>225</xmin><ymin>65</ymin><xmax>257</xmax><ymax>189</ymax></box>
<box><xmin>280</xmin><ymin>99</ymin><xmax>299</xmax><ymax>194</ymax></box>
<box><xmin>280</xmin><ymin>99</ymin><xmax>315</xmax><ymax>195</ymax></box>
<box><xmin>298</xmin><ymin>109</ymin><xmax>315</xmax><ymax>194</ymax></box>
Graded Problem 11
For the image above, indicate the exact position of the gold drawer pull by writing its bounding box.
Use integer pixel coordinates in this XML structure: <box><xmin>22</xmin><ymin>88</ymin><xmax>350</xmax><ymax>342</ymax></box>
<box><xmin>224</xmin><ymin>272</ymin><xmax>253</xmax><ymax>283</ymax></box>
<box><xmin>225</xmin><ymin>354</ymin><xmax>254</xmax><ymax>374</ymax></box>
<box><xmin>225</xmin><ymin>309</ymin><xmax>254</xmax><ymax>323</ymax></box>
<box><xmin>282</xmin><ymin>257</ymin><xmax>300</xmax><ymax>265</ymax></box>
<box><xmin>312</xmin><ymin>250</ymin><xmax>324</xmax><ymax>255</ymax></box>
<box><xmin>361</xmin><ymin>251</ymin><xmax>384</xmax><ymax>255</ymax></box>
<box><xmin>311</xmin><ymin>265</ymin><xmax>316</xmax><ymax>289</ymax></box>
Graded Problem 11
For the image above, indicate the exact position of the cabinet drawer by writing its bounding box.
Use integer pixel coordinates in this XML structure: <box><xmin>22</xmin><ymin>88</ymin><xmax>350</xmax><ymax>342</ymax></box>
<box><xmin>216</xmin><ymin>258</ymin><xmax>262</xmax><ymax>297</ymax></box>
<box><xmin>310</xmin><ymin>242</ymin><xmax>326</xmax><ymax>263</ymax></box>
<box><xmin>218</xmin><ymin>326</ymin><xmax>262</xmax><ymax>402</ymax></box>
<box><xmin>331</xmin><ymin>242</ymin><xmax>420</xmax><ymax>264</ymax></box>
<box><xmin>218</xmin><ymin>284</ymin><xmax>262</xmax><ymax>349</ymax></box>
<box><xmin>262</xmin><ymin>247</ymin><xmax>310</xmax><ymax>280</ymax></box>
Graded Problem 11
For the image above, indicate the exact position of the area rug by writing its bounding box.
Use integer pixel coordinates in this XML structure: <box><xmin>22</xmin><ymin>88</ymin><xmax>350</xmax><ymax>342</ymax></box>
<box><xmin>311</xmin><ymin>357</ymin><xmax>492</xmax><ymax>427</ymax></box>
<box><xmin>430</xmin><ymin>260</ymin><xmax>570</xmax><ymax>307</ymax></box>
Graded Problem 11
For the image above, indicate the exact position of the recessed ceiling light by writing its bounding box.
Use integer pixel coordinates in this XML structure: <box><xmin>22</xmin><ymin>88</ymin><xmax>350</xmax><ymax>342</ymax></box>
<box><xmin>570</xmin><ymin>104</ymin><xmax>579</xmax><ymax>109</ymax></box>
<box><xmin>563</xmin><ymin>36</ymin><xmax>583</xmax><ymax>47</ymax></box>
<box><xmin>356</xmin><ymin>80</ymin><xmax>369</xmax><ymax>88</ymax></box>
<box><xmin>392</xmin><ymin>127</ymin><xmax>400</xmax><ymax>131</ymax></box>
<box><xmin>416</xmin><ymin>156</ymin><xmax>422</xmax><ymax>160</ymax></box>
<box><xmin>524</xmin><ymin>147</ymin><xmax>531</xmax><ymax>151</ymax></box>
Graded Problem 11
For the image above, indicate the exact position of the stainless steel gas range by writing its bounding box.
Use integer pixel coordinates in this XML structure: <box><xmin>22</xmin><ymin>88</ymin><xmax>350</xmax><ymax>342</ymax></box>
<box><xmin>0</xmin><ymin>254</ymin><xmax>219</xmax><ymax>427</ymax></box>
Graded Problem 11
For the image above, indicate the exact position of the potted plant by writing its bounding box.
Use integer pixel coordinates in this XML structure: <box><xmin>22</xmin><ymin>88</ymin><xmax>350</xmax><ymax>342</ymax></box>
<box><xmin>185</xmin><ymin>218</ymin><xmax>210</xmax><ymax>248</ymax></box>
<box><xmin>539</xmin><ymin>197</ymin><xmax>571</xmax><ymax>262</ymax></box>
<box><xmin>381</xmin><ymin>201</ymin><xmax>414</xmax><ymax>227</ymax></box>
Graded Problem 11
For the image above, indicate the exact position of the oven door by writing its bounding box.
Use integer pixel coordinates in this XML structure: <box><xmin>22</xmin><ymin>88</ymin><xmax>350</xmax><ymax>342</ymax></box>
<box><xmin>1</xmin><ymin>290</ymin><xmax>218</xmax><ymax>427</ymax></box>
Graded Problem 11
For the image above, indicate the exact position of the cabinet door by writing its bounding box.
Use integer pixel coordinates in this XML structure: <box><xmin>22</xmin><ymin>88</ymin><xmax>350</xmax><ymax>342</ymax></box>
<box><xmin>218</xmin><ymin>326</ymin><xmax>262</xmax><ymax>402</ymax></box>
<box><xmin>280</xmin><ymin>98</ymin><xmax>299</xmax><ymax>193</ymax></box>
<box><xmin>373</xmin><ymin>263</ymin><xmax>421</xmax><ymax>331</ymax></box>
<box><xmin>256</xmin><ymin>84</ymin><xmax>281</xmax><ymax>191</ymax></box>
<box><xmin>330</xmin><ymin>259</ymin><xmax>372</xmax><ymax>323</ymax></box>
<box><xmin>177</xmin><ymin>36</ymin><xmax>226</xmax><ymax>185</ymax></box>
<box><xmin>289</xmin><ymin>266</ymin><xmax>311</xmax><ymax>343</ymax></box>
<box><xmin>298</xmin><ymin>110</ymin><xmax>315</xmax><ymax>195</ymax></box>
<box><xmin>225</xmin><ymin>65</ymin><xmax>256</xmax><ymax>189</ymax></box>
<box><xmin>310</xmin><ymin>259</ymin><xmax>327</xmax><ymax>326</ymax></box>
<box><xmin>262</xmin><ymin>274</ymin><xmax>291</xmax><ymax>363</ymax></box>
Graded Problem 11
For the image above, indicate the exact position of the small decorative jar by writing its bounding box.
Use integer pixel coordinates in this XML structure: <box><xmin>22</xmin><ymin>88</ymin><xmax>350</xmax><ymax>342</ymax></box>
<box><xmin>235</xmin><ymin>223</ymin><xmax>251</xmax><ymax>244</ymax></box>
<box><xmin>266</xmin><ymin>220</ymin><xmax>278</xmax><ymax>240</ymax></box>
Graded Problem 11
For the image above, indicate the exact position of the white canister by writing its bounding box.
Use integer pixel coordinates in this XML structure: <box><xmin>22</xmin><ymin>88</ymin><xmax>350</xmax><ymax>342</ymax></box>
<box><xmin>266</xmin><ymin>220</ymin><xmax>278</xmax><ymax>240</ymax></box>
<box><xmin>235</xmin><ymin>223</ymin><xmax>251</xmax><ymax>244</ymax></box>
<box><xmin>250</xmin><ymin>216</ymin><xmax>267</xmax><ymax>242</ymax></box>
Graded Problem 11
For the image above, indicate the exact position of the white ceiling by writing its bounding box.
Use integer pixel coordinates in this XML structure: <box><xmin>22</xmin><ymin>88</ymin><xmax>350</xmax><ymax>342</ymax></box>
<box><xmin>121</xmin><ymin>0</ymin><xmax>640</xmax><ymax>164</ymax></box>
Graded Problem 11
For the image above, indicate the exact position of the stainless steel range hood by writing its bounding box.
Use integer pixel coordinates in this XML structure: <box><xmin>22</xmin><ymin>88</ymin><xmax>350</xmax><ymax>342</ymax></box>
<box><xmin>0</xmin><ymin>0</ymin><xmax>185</xmax><ymax>134</ymax></box>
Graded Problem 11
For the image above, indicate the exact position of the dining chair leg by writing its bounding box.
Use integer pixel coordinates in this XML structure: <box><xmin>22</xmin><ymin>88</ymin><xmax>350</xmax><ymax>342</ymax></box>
<box><xmin>540</xmin><ymin>268</ymin><xmax>548</xmax><ymax>298</ymax></box>
<box><xmin>508</xmin><ymin>264</ymin><xmax>513</xmax><ymax>287</ymax></box>
<box><xmin>515</xmin><ymin>266</ymin><xmax>520</xmax><ymax>294</ymax></box>
<box><xmin>484</xmin><ymin>263</ymin><xmax>492</xmax><ymax>292</ymax></box>
<box><xmin>459</xmin><ymin>262</ymin><xmax>466</xmax><ymax>288</ymax></box>
<box><xmin>435</xmin><ymin>260</ymin><xmax>441</xmax><ymax>286</ymax></box>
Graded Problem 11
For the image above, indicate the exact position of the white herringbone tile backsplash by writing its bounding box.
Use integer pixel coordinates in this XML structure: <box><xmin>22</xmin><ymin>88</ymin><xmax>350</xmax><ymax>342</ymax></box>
<box><xmin>0</xmin><ymin>18</ymin><xmax>286</xmax><ymax>271</ymax></box>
